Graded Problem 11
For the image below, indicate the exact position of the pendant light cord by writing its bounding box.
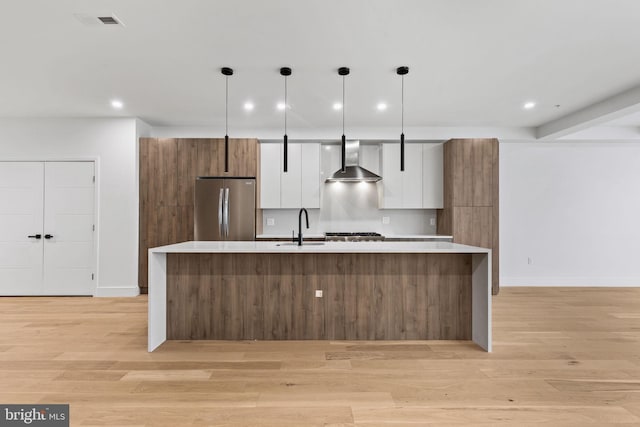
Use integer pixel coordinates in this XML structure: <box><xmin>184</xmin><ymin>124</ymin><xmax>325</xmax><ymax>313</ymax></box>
<box><xmin>284</xmin><ymin>76</ymin><xmax>287</xmax><ymax>133</ymax></box>
<box><xmin>401</xmin><ymin>74</ymin><xmax>404</xmax><ymax>134</ymax></box>
<box><xmin>225</xmin><ymin>75</ymin><xmax>229</xmax><ymax>136</ymax></box>
<box><xmin>342</xmin><ymin>75</ymin><xmax>345</xmax><ymax>135</ymax></box>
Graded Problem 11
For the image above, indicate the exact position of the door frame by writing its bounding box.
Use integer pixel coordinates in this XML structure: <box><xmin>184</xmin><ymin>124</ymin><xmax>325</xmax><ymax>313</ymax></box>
<box><xmin>0</xmin><ymin>157</ymin><xmax>100</xmax><ymax>296</ymax></box>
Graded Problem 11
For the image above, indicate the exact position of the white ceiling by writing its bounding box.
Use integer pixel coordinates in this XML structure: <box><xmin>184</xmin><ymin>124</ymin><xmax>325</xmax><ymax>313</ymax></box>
<box><xmin>2</xmin><ymin>0</ymin><xmax>640</xmax><ymax>131</ymax></box>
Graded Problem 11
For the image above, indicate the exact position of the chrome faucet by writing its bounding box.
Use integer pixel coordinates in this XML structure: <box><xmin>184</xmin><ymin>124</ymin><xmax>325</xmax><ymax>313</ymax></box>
<box><xmin>298</xmin><ymin>208</ymin><xmax>309</xmax><ymax>246</ymax></box>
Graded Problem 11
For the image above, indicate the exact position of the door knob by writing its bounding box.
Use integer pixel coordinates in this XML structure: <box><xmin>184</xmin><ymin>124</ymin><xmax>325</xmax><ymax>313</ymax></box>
<box><xmin>28</xmin><ymin>234</ymin><xmax>42</xmax><ymax>239</ymax></box>
<box><xmin>44</xmin><ymin>234</ymin><xmax>54</xmax><ymax>239</ymax></box>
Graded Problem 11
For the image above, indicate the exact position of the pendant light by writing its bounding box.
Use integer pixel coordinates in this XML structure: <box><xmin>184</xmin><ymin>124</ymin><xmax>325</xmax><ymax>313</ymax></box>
<box><xmin>221</xmin><ymin>67</ymin><xmax>233</xmax><ymax>172</ymax></box>
<box><xmin>397</xmin><ymin>66</ymin><xmax>409</xmax><ymax>171</ymax></box>
<box><xmin>338</xmin><ymin>67</ymin><xmax>350</xmax><ymax>172</ymax></box>
<box><xmin>280</xmin><ymin>67</ymin><xmax>292</xmax><ymax>172</ymax></box>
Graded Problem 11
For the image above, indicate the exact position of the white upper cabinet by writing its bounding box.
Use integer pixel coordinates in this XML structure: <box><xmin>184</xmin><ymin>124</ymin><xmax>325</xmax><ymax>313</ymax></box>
<box><xmin>259</xmin><ymin>142</ymin><xmax>320</xmax><ymax>209</ymax></box>
<box><xmin>379</xmin><ymin>142</ymin><xmax>443</xmax><ymax>209</ymax></box>
<box><xmin>403</xmin><ymin>144</ymin><xmax>424</xmax><ymax>208</ymax></box>
<box><xmin>280</xmin><ymin>143</ymin><xmax>302</xmax><ymax>208</ymax></box>
<box><xmin>259</xmin><ymin>143</ymin><xmax>281</xmax><ymax>208</ymax></box>
<box><xmin>422</xmin><ymin>142</ymin><xmax>444</xmax><ymax>209</ymax></box>
<box><xmin>379</xmin><ymin>143</ymin><xmax>423</xmax><ymax>208</ymax></box>
<box><xmin>379</xmin><ymin>143</ymin><xmax>403</xmax><ymax>208</ymax></box>
<box><xmin>300</xmin><ymin>143</ymin><xmax>320</xmax><ymax>208</ymax></box>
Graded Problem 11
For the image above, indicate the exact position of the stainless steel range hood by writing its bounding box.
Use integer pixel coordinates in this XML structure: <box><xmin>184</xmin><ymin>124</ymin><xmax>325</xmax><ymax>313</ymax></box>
<box><xmin>325</xmin><ymin>140</ymin><xmax>382</xmax><ymax>183</ymax></box>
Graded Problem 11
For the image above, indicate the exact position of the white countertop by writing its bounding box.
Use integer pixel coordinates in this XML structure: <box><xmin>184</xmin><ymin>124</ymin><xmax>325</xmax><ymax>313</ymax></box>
<box><xmin>149</xmin><ymin>240</ymin><xmax>490</xmax><ymax>254</ymax></box>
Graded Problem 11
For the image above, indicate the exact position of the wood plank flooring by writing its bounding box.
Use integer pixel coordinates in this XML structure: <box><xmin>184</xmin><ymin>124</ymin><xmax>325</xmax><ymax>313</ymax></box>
<box><xmin>1</xmin><ymin>287</ymin><xmax>640</xmax><ymax>426</ymax></box>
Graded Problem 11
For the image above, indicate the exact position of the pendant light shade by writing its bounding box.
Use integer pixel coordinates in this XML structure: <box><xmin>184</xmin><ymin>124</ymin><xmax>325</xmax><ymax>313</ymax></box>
<box><xmin>221</xmin><ymin>67</ymin><xmax>233</xmax><ymax>172</ymax></box>
<box><xmin>397</xmin><ymin>66</ymin><xmax>409</xmax><ymax>172</ymax></box>
<box><xmin>280</xmin><ymin>67</ymin><xmax>292</xmax><ymax>173</ymax></box>
<box><xmin>338</xmin><ymin>67</ymin><xmax>350</xmax><ymax>172</ymax></box>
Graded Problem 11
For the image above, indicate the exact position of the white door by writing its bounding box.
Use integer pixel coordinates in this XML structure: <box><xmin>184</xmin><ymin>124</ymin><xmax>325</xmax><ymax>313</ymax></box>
<box><xmin>0</xmin><ymin>161</ymin><xmax>95</xmax><ymax>296</ymax></box>
<box><xmin>0</xmin><ymin>162</ymin><xmax>45</xmax><ymax>295</ymax></box>
<box><xmin>43</xmin><ymin>162</ymin><xmax>95</xmax><ymax>295</ymax></box>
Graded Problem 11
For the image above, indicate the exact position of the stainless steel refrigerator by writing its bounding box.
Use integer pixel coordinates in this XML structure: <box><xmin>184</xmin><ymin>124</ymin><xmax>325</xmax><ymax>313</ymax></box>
<box><xmin>194</xmin><ymin>177</ymin><xmax>256</xmax><ymax>241</ymax></box>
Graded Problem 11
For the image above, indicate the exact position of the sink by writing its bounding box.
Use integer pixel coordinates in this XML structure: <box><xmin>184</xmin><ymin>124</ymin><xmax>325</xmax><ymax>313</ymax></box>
<box><xmin>275</xmin><ymin>242</ymin><xmax>326</xmax><ymax>246</ymax></box>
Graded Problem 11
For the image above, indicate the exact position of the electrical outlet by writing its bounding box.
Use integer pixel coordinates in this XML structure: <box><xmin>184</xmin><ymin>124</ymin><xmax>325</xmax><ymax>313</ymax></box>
<box><xmin>430</xmin><ymin>218</ymin><xmax>436</xmax><ymax>226</ymax></box>
<box><xmin>266</xmin><ymin>218</ymin><xmax>275</xmax><ymax>226</ymax></box>
<box><xmin>382</xmin><ymin>216</ymin><xmax>390</xmax><ymax>225</ymax></box>
<box><xmin>315</xmin><ymin>290</ymin><xmax>323</xmax><ymax>298</ymax></box>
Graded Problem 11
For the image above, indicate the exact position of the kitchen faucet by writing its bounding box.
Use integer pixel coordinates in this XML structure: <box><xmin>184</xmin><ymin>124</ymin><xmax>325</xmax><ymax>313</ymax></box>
<box><xmin>298</xmin><ymin>208</ymin><xmax>309</xmax><ymax>246</ymax></box>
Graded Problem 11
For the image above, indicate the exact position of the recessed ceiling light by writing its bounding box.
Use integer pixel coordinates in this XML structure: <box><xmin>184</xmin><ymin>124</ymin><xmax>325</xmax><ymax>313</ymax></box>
<box><xmin>333</xmin><ymin>102</ymin><xmax>342</xmax><ymax>110</ymax></box>
<box><xmin>377</xmin><ymin>102</ymin><xmax>387</xmax><ymax>111</ymax></box>
<box><xmin>277</xmin><ymin>102</ymin><xmax>286</xmax><ymax>111</ymax></box>
<box><xmin>111</xmin><ymin>100</ymin><xmax>123</xmax><ymax>109</ymax></box>
<box><xmin>523</xmin><ymin>101</ymin><xmax>536</xmax><ymax>110</ymax></box>
<box><xmin>244</xmin><ymin>102</ymin><xmax>254</xmax><ymax>111</ymax></box>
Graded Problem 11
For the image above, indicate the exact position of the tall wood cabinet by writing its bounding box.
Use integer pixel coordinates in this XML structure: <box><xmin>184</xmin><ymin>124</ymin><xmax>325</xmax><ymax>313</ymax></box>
<box><xmin>139</xmin><ymin>138</ymin><xmax>257</xmax><ymax>292</ymax></box>
<box><xmin>437</xmin><ymin>138</ymin><xmax>499</xmax><ymax>294</ymax></box>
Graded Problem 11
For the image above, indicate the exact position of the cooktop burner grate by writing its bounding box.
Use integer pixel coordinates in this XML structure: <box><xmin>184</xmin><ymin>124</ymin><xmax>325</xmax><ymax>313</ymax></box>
<box><xmin>325</xmin><ymin>232</ymin><xmax>385</xmax><ymax>241</ymax></box>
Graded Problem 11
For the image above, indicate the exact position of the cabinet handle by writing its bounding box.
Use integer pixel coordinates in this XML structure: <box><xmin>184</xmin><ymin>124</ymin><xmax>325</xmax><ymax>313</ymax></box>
<box><xmin>223</xmin><ymin>188</ymin><xmax>229</xmax><ymax>237</ymax></box>
<box><xmin>28</xmin><ymin>234</ymin><xmax>42</xmax><ymax>239</ymax></box>
<box><xmin>44</xmin><ymin>234</ymin><xmax>54</xmax><ymax>239</ymax></box>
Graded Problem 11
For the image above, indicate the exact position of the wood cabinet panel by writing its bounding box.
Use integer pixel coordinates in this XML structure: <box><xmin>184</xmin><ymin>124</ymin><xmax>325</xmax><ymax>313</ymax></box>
<box><xmin>472</xmin><ymin>139</ymin><xmax>494</xmax><ymax>206</ymax></box>
<box><xmin>451</xmin><ymin>139</ymin><xmax>474</xmax><ymax>207</ymax></box>
<box><xmin>448</xmin><ymin>138</ymin><xmax>495</xmax><ymax>207</ymax></box>
<box><xmin>197</xmin><ymin>139</ymin><xmax>224</xmax><ymax>176</ymax></box>
<box><xmin>453</xmin><ymin>207</ymin><xmax>492</xmax><ymax>249</ymax></box>
<box><xmin>139</xmin><ymin>138</ymin><xmax>258</xmax><ymax>292</ymax></box>
<box><xmin>166</xmin><ymin>253</ymin><xmax>472</xmax><ymax>341</ymax></box>
<box><xmin>176</xmin><ymin>138</ymin><xmax>198</xmax><ymax>207</ymax></box>
<box><xmin>492</xmin><ymin>141</ymin><xmax>499</xmax><ymax>295</ymax></box>
<box><xmin>436</xmin><ymin>208</ymin><xmax>452</xmax><ymax>236</ymax></box>
<box><xmin>227</xmin><ymin>138</ymin><xmax>257</xmax><ymax>177</ymax></box>
<box><xmin>145</xmin><ymin>138</ymin><xmax>178</xmax><ymax>208</ymax></box>
<box><xmin>440</xmin><ymin>138</ymin><xmax>499</xmax><ymax>294</ymax></box>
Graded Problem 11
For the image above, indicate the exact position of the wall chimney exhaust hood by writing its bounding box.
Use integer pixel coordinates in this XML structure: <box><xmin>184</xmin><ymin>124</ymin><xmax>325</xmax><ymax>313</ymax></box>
<box><xmin>325</xmin><ymin>140</ymin><xmax>382</xmax><ymax>183</ymax></box>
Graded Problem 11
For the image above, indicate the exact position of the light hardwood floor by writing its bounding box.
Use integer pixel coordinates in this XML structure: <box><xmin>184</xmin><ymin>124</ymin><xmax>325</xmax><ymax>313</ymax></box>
<box><xmin>1</xmin><ymin>288</ymin><xmax>639</xmax><ymax>426</ymax></box>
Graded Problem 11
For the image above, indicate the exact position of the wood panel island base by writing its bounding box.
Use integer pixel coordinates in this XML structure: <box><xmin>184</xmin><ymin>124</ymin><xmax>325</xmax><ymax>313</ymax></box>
<box><xmin>148</xmin><ymin>241</ymin><xmax>491</xmax><ymax>352</ymax></box>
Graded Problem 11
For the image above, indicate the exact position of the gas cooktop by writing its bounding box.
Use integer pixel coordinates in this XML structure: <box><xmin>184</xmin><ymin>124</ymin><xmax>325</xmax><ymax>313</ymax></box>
<box><xmin>325</xmin><ymin>232</ymin><xmax>385</xmax><ymax>241</ymax></box>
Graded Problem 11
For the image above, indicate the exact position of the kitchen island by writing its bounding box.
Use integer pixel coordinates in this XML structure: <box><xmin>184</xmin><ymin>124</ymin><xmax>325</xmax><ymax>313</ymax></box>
<box><xmin>148</xmin><ymin>241</ymin><xmax>491</xmax><ymax>352</ymax></box>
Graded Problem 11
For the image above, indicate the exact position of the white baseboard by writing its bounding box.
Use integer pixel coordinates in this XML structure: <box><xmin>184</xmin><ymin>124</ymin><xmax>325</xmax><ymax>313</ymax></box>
<box><xmin>501</xmin><ymin>277</ymin><xmax>640</xmax><ymax>287</ymax></box>
<box><xmin>94</xmin><ymin>286</ymin><xmax>140</xmax><ymax>297</ymax></box>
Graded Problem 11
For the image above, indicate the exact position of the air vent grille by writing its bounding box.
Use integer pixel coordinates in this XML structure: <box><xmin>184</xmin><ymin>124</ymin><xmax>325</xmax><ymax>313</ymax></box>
<box><xmin>98</xmin><ymin>16</ymin><xmax>119</xmax><ymax>25</ymax></box>
<box><xmin>73</xmin><ymin>13</ymin><xmax>124</xmax><ymax>27</ymax></box>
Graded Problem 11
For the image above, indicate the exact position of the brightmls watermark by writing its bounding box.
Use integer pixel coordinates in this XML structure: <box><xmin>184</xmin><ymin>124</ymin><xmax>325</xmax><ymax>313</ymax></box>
<box><xmin>0</xmin><ymin>405</ymin><xmax>68</xmax><ymax>426</ymax></box>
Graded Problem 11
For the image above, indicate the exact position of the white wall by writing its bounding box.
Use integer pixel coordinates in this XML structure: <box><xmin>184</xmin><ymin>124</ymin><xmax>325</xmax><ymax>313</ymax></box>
<box><xmin>500</xmin><ymin>140</ymin><xmax>640</xmax><ymax>286</ymax></box>
<box><xmin>0</xmin><ymin>118</ymin><xmax>140</xmax><ymax>296</ymax></box>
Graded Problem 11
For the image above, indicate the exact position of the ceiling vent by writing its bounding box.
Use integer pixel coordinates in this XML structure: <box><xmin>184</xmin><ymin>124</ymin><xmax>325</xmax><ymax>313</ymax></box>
<box><xmin>98</xmin><ymin>16</ymin><xmax>120</xmax><ymax>25</ymax></box>
<box><xmin>73</xmin><ymin>13</ymin><xmax>124</xmax><ymax>27</ymax></box>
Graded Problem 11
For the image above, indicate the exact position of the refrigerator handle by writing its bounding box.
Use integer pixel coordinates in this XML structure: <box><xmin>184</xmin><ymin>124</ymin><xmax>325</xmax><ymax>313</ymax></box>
<box><xmin>218</xmin><ymin>188</ymin><xmax>224</xmax><ymax>236</ymax></box>
<box><xmin>224</xmin><ymin>187</ymin><xmax>230</xmax><ymax>237</ymax></box>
